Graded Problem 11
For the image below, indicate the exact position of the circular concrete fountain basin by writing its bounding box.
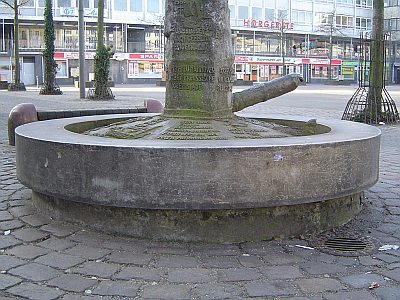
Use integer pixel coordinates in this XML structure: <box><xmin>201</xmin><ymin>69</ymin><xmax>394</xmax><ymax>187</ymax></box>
<box><xmin>15</xmin><ymin>113</ymin><xmax>381</xmax><ymax>242</ymax></box>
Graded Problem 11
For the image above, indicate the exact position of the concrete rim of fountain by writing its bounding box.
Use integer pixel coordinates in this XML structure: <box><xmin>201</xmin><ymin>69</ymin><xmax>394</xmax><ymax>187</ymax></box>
<box><xmin>15</xmin><ymin>113</ymin><xmax>380</xmax><ymax>242</ymax></box>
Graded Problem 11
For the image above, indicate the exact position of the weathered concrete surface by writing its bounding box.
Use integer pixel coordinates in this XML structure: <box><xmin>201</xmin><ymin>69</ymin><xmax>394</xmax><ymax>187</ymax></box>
<box><xmin>164</xmin><ymin>0</ymin><xmax>234</xmax><ymax>118</ymax></box>
<box><xmin>32</xmin><ymin>191</ymin><xmax>364</xmax><ymax>243</ymax></box>
<box><xmin>15</xmin><ymin>113</ymin><xmax>380</xmax><ymax>211</ymax></box>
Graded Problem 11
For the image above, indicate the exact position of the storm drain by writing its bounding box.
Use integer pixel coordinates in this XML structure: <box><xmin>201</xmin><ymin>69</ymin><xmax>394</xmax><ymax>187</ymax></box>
<box><xmin>311</xmin><ymin>235</ymin><xmax>377</xmax><ymax>256</ymax></box>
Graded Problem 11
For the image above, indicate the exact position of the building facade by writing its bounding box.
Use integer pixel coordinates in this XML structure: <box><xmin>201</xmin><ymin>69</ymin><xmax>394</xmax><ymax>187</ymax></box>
<box><xmin>385</xmin><ymin>0</ymin><xmax>400</xmax><ymax>83</ymax></box>
<box><xmin>0</xmin><ymin>0</ymin><xmax>398</xmax><ymax>85</ymax></box>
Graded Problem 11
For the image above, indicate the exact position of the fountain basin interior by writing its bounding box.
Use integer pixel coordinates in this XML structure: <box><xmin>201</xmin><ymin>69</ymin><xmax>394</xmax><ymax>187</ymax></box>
<box><xmin>15</xmin><ymin>113</ymin><xmax>381</xmax><ymax>242</ymax></box>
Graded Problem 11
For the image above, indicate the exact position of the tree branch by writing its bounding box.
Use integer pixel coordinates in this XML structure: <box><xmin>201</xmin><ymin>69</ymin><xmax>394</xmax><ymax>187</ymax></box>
<box><xmin>0</xmin><ymin>0</ymin><xmax>14</xmax><ymax>9</ymax></box>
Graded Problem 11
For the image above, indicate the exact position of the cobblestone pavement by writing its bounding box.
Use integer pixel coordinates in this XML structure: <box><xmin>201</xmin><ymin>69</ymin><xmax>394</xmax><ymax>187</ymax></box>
<box><xmin>0</xmin><ymin>86</ymin><xmax>400</xmax><ymax>299</ymax></box>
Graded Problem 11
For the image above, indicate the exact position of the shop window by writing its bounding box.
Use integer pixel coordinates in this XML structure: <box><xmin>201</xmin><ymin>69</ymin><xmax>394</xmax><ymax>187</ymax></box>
<box><xmin>56</xmin><ymin>61</ymin><xmax>68</xmax><ymax>78</ymax></box>
<box><xmin>147</xmin><ymin>0</ymin><xmax>159</xmax><ymax>13</ymax></box>
<box><xmin>252</xmin><ymin>7</ymin><xmax>262</xmax><ymax>20</ymax></box>
<box><xmin>130</xmin><ymin>0</ymin><xmax>143</xmax><ymax>12</ymax></box>
<box><xmin>238</xmin><ymin>6</ymin><xmax>248</xmax><ymax>19</ymax></box>
<box><xmin>115</xmin><ymin>0</ymin><xmax>127</xmax><ymax>11</ymax></box>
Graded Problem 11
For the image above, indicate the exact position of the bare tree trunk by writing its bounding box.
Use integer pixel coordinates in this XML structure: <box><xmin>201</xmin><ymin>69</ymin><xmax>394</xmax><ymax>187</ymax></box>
<box><xmin>8</xmin><ymin>0</ymin><xmax>25</xmax><ymax>90</ymax></box>
<box><xmin>368</xmin><ymin>0</ymin><xmax>384</xmax><ymax>114</ymax></box>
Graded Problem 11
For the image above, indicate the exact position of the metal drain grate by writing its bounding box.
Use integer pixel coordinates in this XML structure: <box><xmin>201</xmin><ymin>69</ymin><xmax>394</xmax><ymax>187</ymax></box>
<box><xmin>325</xmin><ymin>237</ymin><xmax>367</xmax><ymax>252</ymax></box>
<box><xmin>310</xmin><ymin>235</ymin><xmax>378</xmax><ymax>257</ymax></box>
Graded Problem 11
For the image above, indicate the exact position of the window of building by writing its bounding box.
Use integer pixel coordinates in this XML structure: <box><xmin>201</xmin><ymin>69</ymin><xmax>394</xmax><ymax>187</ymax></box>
<box><xmin>24</xmin><ymin>0</ymin><xmax>34</xmax><ymax>6</ymax></box>
<box><xmin>292</xmin><ymin>10</ymin><xmax>312</xmax><ymax>24</ymax></box>
<box><xmin>277</xmin><ymin>9</ymin><xmax>288</xmax><ymax>20</ymax></box>
<box><xmin>336</xmin><ymin>15</ymin><xmax>353</xmax><ymax>28</ymax></box>
<box><xmin>147</xmin><ymin>0</ymin><xmax>159</xmax><ymax>13</ymax></box>
<box><xmin>130</xmin><ymin>0</ymin><xmax>142</xmax><ymax>12</ymax></box>
<box><xmin>115</xmin><ymin>0</ymin><xmax>127</xmax><ymax>11</ymax></box>
<box><xmin>264</xmin><ymin>0</ymin><xmax>275</xmax><ymax>7</ymax></box>
<box><xmin>316</xmin><ymin>13</ymin><xmax>334</xmax><ymax>25</ymax></box>
<box><xmin>57</xmin><ymin>0</ymin><xmax>71</xmax><ymax>7</ymax></box>
<box><xmin>229</xmin><ymin>5</ymin><xmax>236</xmax><ymax>18</ymax></box>
<box><xmin>238</xmin><ymin>6</ymin><xmax>248</xmax><ymax>19</ymax></box>
<box><xmin>356</xmin><ymin>17</ymin><xmax>372</xmax><ymax>29</ymax></box>
<box><xmin>38</xmin><ymin>0</ymin><xmax>45</xmax><ymax>7</ymax></box>
<box><xmin>265</xmin><ymin>8</ymin><xmax>274</xmax><ymax>20</ymax></box>
<box><xmin>83</xmin><ymin>0</ymin><xmax>90</xmax><ymax>8</ymax></box>
<box><xmin>337</xmin><ymin>0</ymin><xmax>354</xmax><ymax>4</ymax></box>
<box><xmin>356</xmin><ymin>0</ymin><xmax>372</xmax><ymax>7</ymax></box>
<box><xmin>315</xmin><ymin>0</ymin><xmax>334</xmax><ymax>2</ymax></box>
<box><xmin>252</xmin><ymin>7</ymin><xmax>262</xmax><ymax>19</ymax></box>
<box><xmin>386</xmin><ymin>18</ymin><xmax>400</xmax><ymax>31</ymax></box>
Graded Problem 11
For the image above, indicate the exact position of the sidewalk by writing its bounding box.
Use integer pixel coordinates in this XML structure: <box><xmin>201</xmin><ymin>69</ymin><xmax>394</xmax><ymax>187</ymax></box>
<box><xmin>0</xmin><ymin>86</ymin><xmax>400</xmax><ymax>299</ymax></box>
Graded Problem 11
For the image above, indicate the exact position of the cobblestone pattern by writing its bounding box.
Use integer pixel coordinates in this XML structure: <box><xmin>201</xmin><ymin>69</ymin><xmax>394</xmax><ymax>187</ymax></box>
<box><xmin>0</xmin><ymin>88</ymin><xmax>400</xmax><ymax>299</ymax></box>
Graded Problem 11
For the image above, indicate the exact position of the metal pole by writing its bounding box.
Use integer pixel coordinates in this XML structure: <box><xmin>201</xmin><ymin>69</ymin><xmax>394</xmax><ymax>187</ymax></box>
<box><xmin>78</xmin><ymin>0</ymin><xmax>85</xmax><ymax>98</ymax></box>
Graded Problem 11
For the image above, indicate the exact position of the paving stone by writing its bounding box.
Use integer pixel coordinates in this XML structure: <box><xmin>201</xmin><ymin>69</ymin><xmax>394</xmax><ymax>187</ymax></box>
<box><xmin>375</xmin><ymin>253</ymin><xmax>400</xmax><ymax>263</ymax></box>
<box><xmin>141</xmin><ymin>284</ymin><xmax>191</xmax><ymax>299</ymax></box>
<box><xmin>69</xmin><ymin>230</ymin><xmax>109</xmax><ymax>247</ymax></box>
<box><xmin>323</xmin><ymin>290</ymin><xmax>377</xmax><ymax>300</ymax></box>
<box><xmin>335</xmin><ymin>257</ymin><xmax>359</xmax><ymax>267</ymax></box>
<box><xmin>0</xmin><ymin>254</ymin><xmax>26</xmax><ymax>271</ymax></box>
<box><xmin>238</xmin><ymin>255</ymin><xmax>263</xmax><ymax>267</ymax></box>
<box><xmin>8</xmin><ymin>206</ymin><xmax>35</xmax><ymax>218</ymax></box>
<box><xmin>157</xmin><ymin>255</ymin><xmax>199</xmax><ymax>268</ymax></box>
<box><xmin>380</xmin><ymin>268</ymin><xmax>400</xmax><ymax>282</ymax></box>
<box><xmin>0</xmin><ymin>220</ymin><xmax>24</xmax><ymax>231</ymax></box>
<box><xmin>191</xmin><ymin>283</ymin><xmax>243</xmax><ymax>299</ymax></box>
<box><xmin>8</xmin><ymin>262</ymin><xmax>61</xmax><ymax>281</ymax></box>
<box><xmin>6</xmin><ymin>282</ymin><xmax>64</xmax><ymax>300</ymax></box>
<box><xmin>387</xmin><ymin>206</ymin><xmax>400</xmax><ymax>215</ymax></box>
<box><xmin>148</xmin><ymin>245</ymin><xmax>190</xmax><ymax>255</ymax></box>
<box><xmin>260</xmin><ymin>265</ymin><xmax>304</xmax><ymax>279</ymax></box>
<box><xmin>216</xmin><ymin>267</ymin><xmax>261</xmax><ymax>282</ymax></box>
<box><xmin>63</xmin><ymin>244</ymin><xmax>111</xmax><ymax>260</ymax></box>
<box><xmin>359</xmin><ymin>256</ymin><xmax>383</xmax><ymax>266</ymax></box>
<box><xmin>0</xmin><ymin>202</ymin><xmax>7</xmax><ymax>210</ymax></box>
<box><xmin>245</xmin><ymin>281</ymin><xmax>297</xmax><ymax>297</ymax></box>
<box><xmin>340</xmin><ymin>273</ymin><xmax>387</xmax><ymax>288</ymax></box>
<box><xmin>0</xmin><ymin>235</ymin><xmax>22</xmax><ymax>249</ymax></box>
<box><xmin>40</xmin><ymin>223</ymin><xmax>80</xmax><ymax>237</ymax></box>
<box><xmin>71</xmin><ymin>261</ymin><xmax>120</xmax><ymax>278</ymax></box>
<box><xmin>296</xmin><ymin>278</ymin><xmax>346</xmax><ymax>293</ymax></box>
<box><xmin>168</xmin><ymin>268</ymin><xmax>214</xmax><ymax>283</ymax></box>
<box><xmin>35</xmin><ymin>252</ymin><xmax>86</xmax><ymax>270</ymax></box>
<box><xmin>300</xmin><ymin>262</ymin><xmax>347</xmax><ymax>275</ymax></box>
<box><xmin>92</xmin><ymin>280</ymin><xmax>140</xmax><ymax>297</ymax></box>
<box><xmin>20</xmin><ymin>214</ymin><xmax>51</xmax><ymax>227</ymax></box>
<box><xmin>113</xmin><ymin>266</ymin><xmax>163</xmax><ymax>281</ymax></box>
<box><xmin>0</xmin><ymin>211</ymin><xmax>13</xmax><ymax>221</ymax></box>
<box><xmin>37</xmin><ymin>237</ymin><xmax>76</xmax><ymax>251</ymax></box>
<box><xmin>61</xmin><ymin>295</ymin><xmax>113</xmax><ymax>300</ymax></box>
<box><xmin>6</xmin><ymin>244</ymin><xmax>50</xmax><ymax>259</ymax></box>
<box><xmin>200</xmin><ymin>256</ymin><xmax>241</xmax><ymax>268</ymax></box>
<box><xmin>47</xmin><ymin>274</ymin><xmax>97</xmax><ymax>292</ymax></box>
<box><xmin>0</xmin><ymin>274</ymin><xmax>22</xmax><ymax>290</ymax></box>
<box><xmin>11</xmin><ymin>227</ymin><xmax>49</xmax><ymax>242</ymax></box>
<box><xmin>106</xmin><ymin>250</ymin><xmax>152</xmax><ymax>265</ymax></box>
<box><xmin>260</xmin><ymin>252</ymin><xmax>300</xmax><ymax>265</ymax></box>
<box><xmin>373</xmin><ymin>286</ymin><xmax>400</xmax><ymax>300</ymax></box>
<box><xmin>101</xmin><ymin>238</ymin><xmax>147</xmax><ymax>251</ymax></box>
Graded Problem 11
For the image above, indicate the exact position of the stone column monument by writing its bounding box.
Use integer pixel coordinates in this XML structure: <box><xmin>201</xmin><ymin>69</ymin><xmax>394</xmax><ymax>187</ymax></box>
<box><xmin>164</xmin><ymin>0</ymin><xmax>235</xmax><ymax>118</ymax></box>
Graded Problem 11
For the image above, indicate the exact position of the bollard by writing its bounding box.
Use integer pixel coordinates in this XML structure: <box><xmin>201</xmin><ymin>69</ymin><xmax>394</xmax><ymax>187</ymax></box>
<box><xmin>8</xmin><ymin>103</ymin><xmax>38</xmax><ymax>146</ymax></box>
